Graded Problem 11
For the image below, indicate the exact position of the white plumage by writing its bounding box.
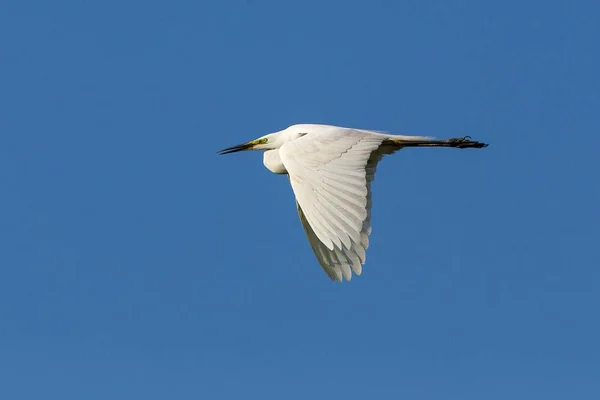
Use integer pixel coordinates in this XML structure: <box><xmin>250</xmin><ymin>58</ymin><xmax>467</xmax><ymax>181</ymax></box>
<box><xmin>218</xmin><ymin>124</ymin><xmax>488</xmax><ymax>282</ymax></box>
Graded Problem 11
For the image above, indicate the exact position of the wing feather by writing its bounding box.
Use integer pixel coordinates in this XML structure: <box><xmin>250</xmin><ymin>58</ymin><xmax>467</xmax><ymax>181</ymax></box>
<box><xmin>281</xmin><ymin>128</ymin><xmax>388</xmax><ymax>281</ymax></box>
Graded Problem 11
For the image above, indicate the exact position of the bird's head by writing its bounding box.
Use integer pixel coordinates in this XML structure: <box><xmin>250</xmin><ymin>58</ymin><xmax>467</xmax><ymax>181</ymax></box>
<box><xmin>218</xmin><ymin>128</ymin><xmax>306</xmax><ymax>155</ymax></box>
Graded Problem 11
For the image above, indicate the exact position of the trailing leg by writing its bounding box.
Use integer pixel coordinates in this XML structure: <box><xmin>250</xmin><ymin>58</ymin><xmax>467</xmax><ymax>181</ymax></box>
<box><xmin>387</xmin><ymin>136</ymin><xmax>489</xmax><ymax>149</ymax></box>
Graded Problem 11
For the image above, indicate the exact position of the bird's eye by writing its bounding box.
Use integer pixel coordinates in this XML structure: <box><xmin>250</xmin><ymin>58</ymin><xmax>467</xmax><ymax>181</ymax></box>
<box><xmin>259</xmin><ymin>138</ymin><xmax>268</xmax><ymax>144</ymax></box>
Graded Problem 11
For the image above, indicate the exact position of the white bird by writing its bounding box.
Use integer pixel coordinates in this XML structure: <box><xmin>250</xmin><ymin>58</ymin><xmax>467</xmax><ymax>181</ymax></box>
<box><xmin>218</xmin><ymin>124</ymin><xmax>488</xmax><ymax>282</ymax></box>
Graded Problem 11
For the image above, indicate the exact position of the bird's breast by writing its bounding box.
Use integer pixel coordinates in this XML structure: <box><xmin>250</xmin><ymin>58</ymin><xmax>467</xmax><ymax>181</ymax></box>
<box><xmin>263</xmin><ymin>150</ymin><xmax>288</xmax><ymax>174</ymax></box>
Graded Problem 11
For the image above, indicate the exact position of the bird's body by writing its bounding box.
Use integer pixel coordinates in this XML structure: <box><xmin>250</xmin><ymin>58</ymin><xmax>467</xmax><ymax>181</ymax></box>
<box><xmin>218</xmin><ymin>124</ymin><xmax>488</xmax><ymax>282</ymax></box>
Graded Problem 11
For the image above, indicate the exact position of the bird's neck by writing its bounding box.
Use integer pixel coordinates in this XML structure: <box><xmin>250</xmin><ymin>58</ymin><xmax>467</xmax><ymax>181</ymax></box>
<box><xmin>263</xmin><ymin>150</ymin><xmax>287</xmax><ymax>174</ymax></box>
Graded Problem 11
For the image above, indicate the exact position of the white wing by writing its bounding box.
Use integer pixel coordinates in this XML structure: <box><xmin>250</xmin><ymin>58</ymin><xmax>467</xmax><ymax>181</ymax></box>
<box><xmin>279</xmin><ymin>127</ymin><xmax>389</xmax><ymax>281</ymax></box>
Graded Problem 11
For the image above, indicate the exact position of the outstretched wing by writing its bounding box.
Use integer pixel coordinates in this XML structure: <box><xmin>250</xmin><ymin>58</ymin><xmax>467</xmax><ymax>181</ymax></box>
<box><xmin>279</xmin><ymin>127</ymin><xmax>389</xmax><ymax>281</ymax></box>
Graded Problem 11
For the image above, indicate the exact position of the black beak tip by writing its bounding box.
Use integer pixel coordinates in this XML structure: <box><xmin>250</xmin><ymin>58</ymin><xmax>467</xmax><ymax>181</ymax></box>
<box><xmin>217</xmin><ymin>142</ymin><xmax>252</xmax><ymax>155</ymax></box>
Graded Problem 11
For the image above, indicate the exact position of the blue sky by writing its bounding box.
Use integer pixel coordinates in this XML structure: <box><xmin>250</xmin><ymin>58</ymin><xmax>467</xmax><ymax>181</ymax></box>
<box><xmin>1</xmin><ymin>0</ymin><xmax>599</xmax><ymax>398</ymax></box>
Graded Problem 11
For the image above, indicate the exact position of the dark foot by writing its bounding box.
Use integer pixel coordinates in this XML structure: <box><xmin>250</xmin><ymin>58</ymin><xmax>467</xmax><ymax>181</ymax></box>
<box><xmin>448</xmin><ymin>136</ymin><xmax>489</xmax><ymax>149</ymax></box>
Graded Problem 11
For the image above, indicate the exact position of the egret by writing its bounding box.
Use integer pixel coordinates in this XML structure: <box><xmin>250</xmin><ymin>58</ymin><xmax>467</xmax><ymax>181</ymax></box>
<box><xmin>218</xmin><ymin>124</ymin><xmax>488</xmax><ymax>282</ymax></box>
